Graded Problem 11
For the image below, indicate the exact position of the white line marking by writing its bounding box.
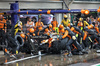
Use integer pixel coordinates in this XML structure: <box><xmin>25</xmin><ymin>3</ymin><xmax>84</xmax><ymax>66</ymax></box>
<box><xmin>4</xmin><ymin>54</ymin><xmax>45</xmax><ymax>64</ymax></box>
<box><xmin>91</xmin><ymin>63</ymin><xmax>100</xmax><ymax>66</ymax></box>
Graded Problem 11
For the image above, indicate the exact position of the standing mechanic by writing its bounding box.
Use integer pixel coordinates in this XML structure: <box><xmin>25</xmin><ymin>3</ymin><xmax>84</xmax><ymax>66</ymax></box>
<box><xmin>26</xmin><ymin>17</ymin><xmax>34</xmax><ymax>31</ymax></box>
<box><xmin>77</xmin><ymin>18</ymin><xmax>89</xmax><ymax>31</ymax></box>
<box><xmin>35</xmin><ymin>18</ymin><xmax>44</xmax><ymax>36</ymax></box>
<box><xmin>61</xmin><ymin>15</ymin><xmax>70</xmax><ymax>27</ymax></box>
<box><xmin>51</xmin><ymin>17</ymin><xmax>58</xmax><ymax>27</ymax></box>
<box><xmin>35</xmin><ymin>18</ymin><xmax>44</xmax><ymax>30</ymax></box>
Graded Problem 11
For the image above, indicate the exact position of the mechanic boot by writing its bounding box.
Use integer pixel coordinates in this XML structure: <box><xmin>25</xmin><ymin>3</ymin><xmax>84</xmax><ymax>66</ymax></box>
<box><xmin>85</xmin><ymin>47</ymin><xmax>89</xmax><ymax>51</ymax></box>
<box><xmin>82</xmin><ymin>49</ymin><xmax>88</xmax><ymax>54</ymax></box>
<box><xmin>78</xmin><ymin>51</ymin><xmax>84</xmax><ymax>55</ymax></box>
<box><xmin>67</xmin><ymin>52</ymin><xmax>73</xmax><ymax>57</ymax></box>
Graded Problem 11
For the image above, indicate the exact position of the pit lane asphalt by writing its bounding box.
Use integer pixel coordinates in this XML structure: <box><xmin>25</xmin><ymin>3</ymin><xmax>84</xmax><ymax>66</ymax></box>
<box><xmin>0</xmin><ymin>50</ymin><xmax>100</xmax><ymax>66</ymax></box>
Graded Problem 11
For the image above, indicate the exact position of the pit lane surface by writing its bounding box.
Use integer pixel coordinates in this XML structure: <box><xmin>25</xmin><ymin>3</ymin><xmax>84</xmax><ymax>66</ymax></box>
<box><xmin>0</xmin><ymin>50</ymin><xmax>100</xmax><ymax>66</ymax></box>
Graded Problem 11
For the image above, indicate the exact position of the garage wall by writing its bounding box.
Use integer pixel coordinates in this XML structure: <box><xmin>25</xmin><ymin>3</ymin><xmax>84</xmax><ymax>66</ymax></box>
<box><xmin>0</xmin><ymin>2</ymin><xmax>11</xmax><ymax>9</ymax></box>
<box><xmin>19</xmin><ymin>2</ymin><xmax>62</xmax><ymax>9</ymax></box>
<box><xmin>0</xmin><ymin>0</ymin><xmax>63</xmax><ymax>9</ymax></box>
<box><xmin>69</xmin><ymin>3</ymin><xmax>100</xmax><ymax>9</ymax></box>
<box><xmin>0</xmin><ymin>0</ymin><xmax>60</xmax><ymax>1</ymax></box>
<box><xmin>69</xmin><ymin>1</ymin><xmax>100</xmax><ymax>9</ymax></box>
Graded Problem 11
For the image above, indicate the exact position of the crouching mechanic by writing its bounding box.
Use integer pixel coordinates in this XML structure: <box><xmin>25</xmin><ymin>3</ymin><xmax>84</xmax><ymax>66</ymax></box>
<box><xmin>83</xmin><ymin>24</ymin><xmax>97</xmax><ymax>49</ymax></box>
<box><xmin>58</xmin><ymin>25</ymin><xmax>83</xmax><ymax>57</ymax></box>
<box><xmin>84</xmin><ymin>24</ymin><xmax>99</xmax><ymax>49</ymax></box>
<box><xmin>93</xmin><ymin>26</ymin><xmax>100</xmax><ymax>50</ymax></box>
<box><xmin>0</xmin><ymin>15</ymin><xmax>7</xmax><ymax>55</ymax></box>
<box><xmin>0</xmin><ymin>15</ymin><xmax>6</xmax><ymax>46</ymax></box>
<box><xmin>95</xmin><ymin>26</ymin><xmax>100</xmax><ymax>46</ymax></box>
<box><xmin>68</xmin><ymin>23</ymin><xmax>88</xmax><ymax>53</ymax></box>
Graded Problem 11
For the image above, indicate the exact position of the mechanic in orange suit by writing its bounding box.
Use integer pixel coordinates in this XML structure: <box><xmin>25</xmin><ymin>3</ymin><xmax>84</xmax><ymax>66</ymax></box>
<box><xmin>0</xmin><ymin>15</ymin><xmax>6</xmax><ymax>31</ymax></box>
<box><xmin>35</xmin><ymin>18</ymin><xmax>44</xmax><ymax>30</ymax></box>
<box><xmin>58</xmin><ymin>24</ymin><xmax>83</xmax><ymax>56</ymax></box>
<box><xmin>35</xmin><ymin>18</ymin><xmax>44</xmax><ymax>36</ymax></box>
<box><xmin>0</xmin><ymin>15</ymin><xmax>7</xmax><ymax>54</ymax></box>
<box><xmin>51</xmin><ymin>17</ymin><xmax>58</xmax><ymax>27</ymax></box>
